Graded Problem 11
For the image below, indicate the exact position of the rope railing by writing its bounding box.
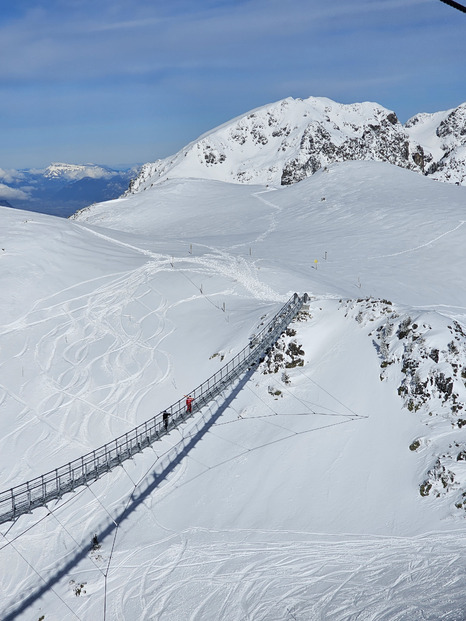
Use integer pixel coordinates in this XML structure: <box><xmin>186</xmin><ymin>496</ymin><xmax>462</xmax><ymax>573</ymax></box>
<box><xmin>0</xmin><ymin>293</ymin><xmax>309</xmax><ymax>525</ymax></box>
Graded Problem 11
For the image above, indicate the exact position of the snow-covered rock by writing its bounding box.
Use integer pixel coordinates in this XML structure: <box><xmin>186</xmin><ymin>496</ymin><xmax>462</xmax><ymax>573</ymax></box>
<box><xmin>126</xmin><ymin>96</ymin><xmax>466</xmax><ymax>194</ymax></box>
<box><xmin>44</xmin><ymin>162</ymin><xmax>116</xmax><ymax>181</ymax></box>
<box><xmin>406</xmin><ymin>103</ymin><xmax>466</xmax><ymax>185</ymax></box>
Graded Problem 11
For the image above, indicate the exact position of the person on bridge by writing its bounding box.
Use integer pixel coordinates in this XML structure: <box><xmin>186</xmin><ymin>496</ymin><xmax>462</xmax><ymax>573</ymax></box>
<box><xmin>163</xmin><ymin>411</ymin><xmax>170</xmax><ymax>430</ymax></box>
<box><xmin>186</xmin><ymin>395</ymin><xmax>194</xmax><ymax>413</ymax></box>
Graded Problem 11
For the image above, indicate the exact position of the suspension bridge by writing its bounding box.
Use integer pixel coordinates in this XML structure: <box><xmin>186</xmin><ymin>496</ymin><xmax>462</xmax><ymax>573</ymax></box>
<box><xmin>0</xmin><ymin>293</ymin><xmax>309</xmax><ymax>525</ymax></box>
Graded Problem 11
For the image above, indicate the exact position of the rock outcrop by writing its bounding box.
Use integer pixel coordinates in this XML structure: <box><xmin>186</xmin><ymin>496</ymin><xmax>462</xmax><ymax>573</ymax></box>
<box><xmin>126</xmin><ymin>96</ymin><xmax>466</xmax><ymax>193</ymax></box>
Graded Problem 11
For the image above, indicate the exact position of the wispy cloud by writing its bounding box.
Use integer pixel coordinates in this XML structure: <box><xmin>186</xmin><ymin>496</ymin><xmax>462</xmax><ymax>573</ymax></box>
<box><xmin>0</xmin><ymin>0</ymin><xmax>445</xmax><ymax>82</ymax></box>
<box><xmin>0</xmin><ymin>0</ymin><xmax>464</xmax><ymax>167</ymax></box>
<box><xmin>0</xmin><ymin>183</ymin><xmax>30</xmax><ymax>200</ymax></box>
<box><xmin>89</xmin><ymin>17</ymin><xmax>164</xmax><ymax>32</ymax></box>
<box><xmin>0</xmin><ymin>168</ymin><xmax>23</xmax><ymax>184</ymax></box>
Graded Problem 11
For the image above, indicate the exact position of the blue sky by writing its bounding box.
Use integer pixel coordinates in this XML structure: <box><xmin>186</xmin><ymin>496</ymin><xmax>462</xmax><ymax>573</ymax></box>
<box><xmin>0</xmin><ymin>0</ymin><xmax>465</xmax><ymax>169</ymax></box>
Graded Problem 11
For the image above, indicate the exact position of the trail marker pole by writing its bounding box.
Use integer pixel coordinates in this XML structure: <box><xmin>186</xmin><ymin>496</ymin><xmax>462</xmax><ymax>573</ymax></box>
<box><xmin>314</xmin><ymin>259</ymin><xmax>318</xmax><ymax>270</ymax></box>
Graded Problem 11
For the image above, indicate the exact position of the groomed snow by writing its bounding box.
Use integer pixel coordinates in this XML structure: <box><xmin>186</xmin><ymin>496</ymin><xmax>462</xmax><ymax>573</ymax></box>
<box><xmin>1</xmin><ymin>160</ymin><xmax>466</xmax><ymax>619</ymax></box>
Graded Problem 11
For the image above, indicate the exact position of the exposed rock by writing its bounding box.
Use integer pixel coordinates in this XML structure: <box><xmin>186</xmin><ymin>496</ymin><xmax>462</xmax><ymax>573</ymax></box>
<box><xmin>359</xmin><ymin>299</ymin><xmax>466</xmax><ymax>511</ymax></box>
<box><xmin>125</xmin><ymin>96</ymin><xmax>466</xmax><ymax>194</ymax></box>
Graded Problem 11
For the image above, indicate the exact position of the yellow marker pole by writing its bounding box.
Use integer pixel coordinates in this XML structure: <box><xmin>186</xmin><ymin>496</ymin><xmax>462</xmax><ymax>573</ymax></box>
<box><xmin>314</xmin><ymin>259</ymin><xmax>318</xmax><ymax>270</ymax></box>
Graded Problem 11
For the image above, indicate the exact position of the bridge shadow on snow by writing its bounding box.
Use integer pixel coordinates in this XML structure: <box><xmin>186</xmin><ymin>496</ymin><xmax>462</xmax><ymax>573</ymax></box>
<box><xmin>3</xmin><ymin>367</ymin><xmax>256</xmax><ymax>620</ymax></box>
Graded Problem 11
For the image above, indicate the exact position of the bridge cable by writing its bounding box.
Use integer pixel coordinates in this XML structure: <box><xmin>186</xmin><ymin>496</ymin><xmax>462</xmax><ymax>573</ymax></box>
<box><xmin>0</xmin><ymin>530</ymin><xmax>83</xmax><ymax>621</ymax></box>
<box><xmin>49</xmin><ymin>510</ymin><xmax>106</xmax><ymax>577</ymax></box>
<box><xmin>295</xmin><ymin>366</ymin><xmax>366</xmax><ymax>418</ymax></box>
<box><xmin>0</xmin><ymin>485</ymin><xmax>88</xmax><ymax>553</ymax></box>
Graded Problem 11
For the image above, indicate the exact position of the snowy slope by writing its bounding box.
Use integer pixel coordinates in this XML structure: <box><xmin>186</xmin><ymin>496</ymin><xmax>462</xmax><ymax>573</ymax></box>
<box><xmin>75</xmin><ymin>161</ymin><xmax>466</xmax><ymax>314</ymax></box>
<box><xmin>405</xmin><ymin>109</ymin><xmax>451</xmax><ymax>163</ymax></box>
<box><xmin>1</xmin><ymin>161</ymin><xmax>466</xmax><ymax>619</ymax></box>
<box><xmin>124</xmin><ymin>96</ymin><xmax>466</xmax><ymax>193</ymax></box>
<box><xmin>406</xmin><ymin>103</ymin><xmax>466</xmax><ymax>185</ymax></box>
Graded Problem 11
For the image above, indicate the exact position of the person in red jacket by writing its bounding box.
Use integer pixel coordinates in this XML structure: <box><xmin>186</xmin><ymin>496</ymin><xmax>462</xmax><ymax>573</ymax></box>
<box><xmin>186</xmin><ymin>395</ymin><xmax>194</xmax><ymax>413</ymax></box>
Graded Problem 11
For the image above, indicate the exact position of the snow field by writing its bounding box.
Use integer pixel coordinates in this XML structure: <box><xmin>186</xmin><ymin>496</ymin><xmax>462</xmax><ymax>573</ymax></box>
<box><xmin>1</xmin><ymin>160</ymin><xmax>466</xmax><ymax>619</ymax></box>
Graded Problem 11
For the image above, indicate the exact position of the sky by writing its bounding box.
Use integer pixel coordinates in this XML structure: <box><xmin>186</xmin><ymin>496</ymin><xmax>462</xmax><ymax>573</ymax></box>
<box><xmin>0</xmin><ymin>0</ymin><xmax>465</xmax><ymax>169</ymax></box>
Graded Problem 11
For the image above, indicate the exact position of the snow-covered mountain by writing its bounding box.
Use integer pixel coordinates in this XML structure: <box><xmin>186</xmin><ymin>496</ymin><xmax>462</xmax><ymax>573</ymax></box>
<box><xmin>2</xmin><ymin>158</ymin><xmax>466</xmax><ymax>619</ymax></box>
<box><xmin>43</xmin><ymin>162</ymin><xmax>118</xmax><ymax>181</ymax></box>
<box><xmin>0</xmin><ymin>163</ymin><xmax>136</xmax><ymax>217</ymax></box>
<box><xmin>406</xmin><ymin>104</ymin><xmax>466</xmax><ymax>185</ymax></box>
<box><xmin>126</xmin><ymin>96</ymin><xmax>466</xmax><ymax>192</ymax></box>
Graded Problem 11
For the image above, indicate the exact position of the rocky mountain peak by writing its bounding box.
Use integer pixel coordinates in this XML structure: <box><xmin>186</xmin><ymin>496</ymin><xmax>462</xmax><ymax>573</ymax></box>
<box><xmin>127</xmin><ymin>96</ymin><xmax>466</xmax><ymax>193</ymax></box>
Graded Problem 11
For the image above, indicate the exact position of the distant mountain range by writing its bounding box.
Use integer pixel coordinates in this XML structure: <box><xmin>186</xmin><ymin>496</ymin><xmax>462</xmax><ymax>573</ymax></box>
<box><xmin>127</xmin><ymin>96</ymin><xmax>466</xmax><ymax>194</ymax></box>
<box><xmin>0</xmin><ymin>162</ymin><xmax>137</xmax><ymax>217</ymax></box>
<box><xmin>3</xmin><ymin>96</ymin><xmax>465</xmax><ymax>218</ymax></box>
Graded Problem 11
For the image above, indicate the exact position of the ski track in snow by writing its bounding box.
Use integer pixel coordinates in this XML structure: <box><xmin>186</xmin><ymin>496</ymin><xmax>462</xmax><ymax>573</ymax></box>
<box><xmin>78</xmin><ymin>220</ymin><xmax>284</xmax><ymax>302</ymax></box>
<box><xmin>252</xmin><ymin>188</ymin><xmax>282</xmax><ymax>243</ymax></box>
<box><xmin>5</xmin><ymin>183</ymin><xmax>466</xmax><ymax>618</ymax></box>
<box><xmin>0</xmin><ymin>260</ymin><xmax>177</xmax><ymax>483</ymax></box>
<box><xmin>72</xmin><ymin>222</ymin><xmax>165</xmax><ymax>260</ymax></box>
<box><xmin>105</xmin><ymin>529</ymin><xmax>466</xmax><ymax>621</ymax></box>
<box><xmin>0</xmin><ymin>218</ymin><xmax>286</xmax><ymax>486</ymax></box>
<box><xmin>178</xmin><ymin>249</ymin><xmax>286</xmax><ymax>303</ymax></box>
<box><xmin>368</xmin><ymin>220</ymin><xmax>466</xmax><ymax>259</ymax></box>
